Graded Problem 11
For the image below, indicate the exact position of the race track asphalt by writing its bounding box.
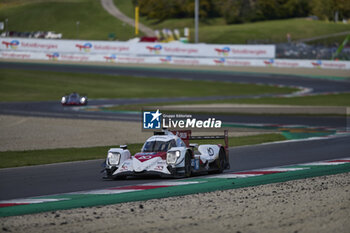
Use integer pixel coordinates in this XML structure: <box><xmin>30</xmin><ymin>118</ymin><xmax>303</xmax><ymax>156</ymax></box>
<box><xmin>1</xmin><ymin>61</ymin><xmax>350</xmax><ymax>94</ymax></box>
<box><xmin>0</xmin><ymin>61</ymin><xmax>349</xmax><ymax>201</ymax></box>
<box><xmin>0</xmin><ymin>61</ymin><xmax>349</xmax><ymax>128</ymax></box>
<box><xmin>0</xmin><ymin>134</ymin><xmax>349</xmax><ymax>200</ymax></box>
<box><xmin>0</xmin><ymin>100</ymin><xmax>347</xmax><ymax>128</ymax></box>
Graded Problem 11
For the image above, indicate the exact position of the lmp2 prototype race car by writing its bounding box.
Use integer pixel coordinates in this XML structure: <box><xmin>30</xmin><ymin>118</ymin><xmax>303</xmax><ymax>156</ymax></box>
<box><xmin>102</xmin><ymin>129</ymin><xmax>230</xmax><ymax>179</ymax></box>
<box><xmin>61</xmin><ymin>92</ymin><xmax>88</xmax><ymax>106</ymax></box>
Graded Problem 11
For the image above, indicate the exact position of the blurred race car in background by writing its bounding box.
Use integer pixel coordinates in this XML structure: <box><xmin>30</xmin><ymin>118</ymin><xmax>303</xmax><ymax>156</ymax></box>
<box><xmin>61</xmin><ymin>92</ymin><xmax>88</xmax><ymax>106</ymax></box>
<box><xmin>102</xmin><ymin>129</ymin><xmax>230</xmax><ymax>179</ymax></box>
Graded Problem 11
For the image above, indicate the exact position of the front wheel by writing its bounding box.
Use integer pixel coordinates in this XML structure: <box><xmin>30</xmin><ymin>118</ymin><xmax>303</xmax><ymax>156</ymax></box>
<box><xmin>184</xmin><ymin>151</ymin><xmax>192</xmax><ymax>178</ymax></box>
<box><xmin>113</xmin><ymin>175</ymin><xmax>127</xmax><ymax>180</ymax></box>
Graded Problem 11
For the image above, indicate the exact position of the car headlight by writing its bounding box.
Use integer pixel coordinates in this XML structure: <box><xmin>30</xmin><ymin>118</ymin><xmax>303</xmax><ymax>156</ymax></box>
<box><xmin>61</xmin><ymin>97</ymin><xmax>66</xmax><ymax>103</ymax></box>
<box><xmin>107</xmin><ymin>152</ymin><xmax>121</xmax><ymax>166</ymax></box>
<box><xmin>80</xmin><ymin>97</ymin><xmax>86</xmax><ymax>103</ymax></box>
<box><xmin>166</xmin><ymin>151</ymin><xmax>180</xmax><ymax>165</ymax></box>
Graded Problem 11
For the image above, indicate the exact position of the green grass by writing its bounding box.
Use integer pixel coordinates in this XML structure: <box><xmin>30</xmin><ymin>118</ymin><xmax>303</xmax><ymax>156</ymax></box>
<box><xmin>136</xmin><ymin>93</ymin><xmax>350</xmax><ymax>107</ymax></box>
<box><xmin>196</xmin><ymin>18</ymin><xmax>350</xmax><ymax>44</ymax></box>
<box><xmin>0</xmin><ymin>0</ymin><xmax>140</xmax><ymax>40</ymax></box>
<box><xmin>114</xmin><ymin>0</ymin><xmax>226</xmax><ymax>31</ymax></box>
<box><xmin>0</xmin><ymin>133</ymin><xmax>285</xmax><ymax>168</ymax></box>
<box><xmin>113</xmin><ymin>0</ymin><xmax>135</xmax><ymax>20</ymax></box>
<box><xmin>114</xmin><ymin>0</ymin><xmax>350</xmax><ymax>44</ymax></box>
<box><xmin>99</xmin><ymin>92</ymin><xmax>350</xmax><ymax>114</ymax></box>
<box><xmin>2</xmin><ymin>0</ymin><xmax>348</xmax><ymax>43</ymax></box>
<box><xmin>0</xmin><ymin>144</ymin><xmax>138</xmax><ymax>169</ymax></box>
<box><xmin>306</xmin><ymin>34</ymin><xmax>350</xmax><ymax>46</ymax></box>
<box><xmin>191</xmin><ymin>133</ymin><xmax>285</xmax><ymax>148</ymax></box>
<box><xmin>0</xmin><ymin>68</ymin><xmax>296</xmax><ymax>102</ymax></box>
<box><xmin>208</xmin><ymin>93</ymin><xmax>350</xmax><ymax>107</ymax></box>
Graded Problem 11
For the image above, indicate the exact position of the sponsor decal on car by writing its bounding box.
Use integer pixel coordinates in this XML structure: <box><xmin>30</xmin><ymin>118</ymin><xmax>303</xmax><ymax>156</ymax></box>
<box><xmin>119</xmin><ymin>165</ymin><xmax>129</xmax><ymax>172</ymax></box>
<box><xmin>207</xmin><ymin>147</ymin><xmax>215</xmax><ymax>156</ymax></box>
<box><xmin>154</xmin><ymin>165</ymin><xmax>164</xmax><ymax>171</ymax></box>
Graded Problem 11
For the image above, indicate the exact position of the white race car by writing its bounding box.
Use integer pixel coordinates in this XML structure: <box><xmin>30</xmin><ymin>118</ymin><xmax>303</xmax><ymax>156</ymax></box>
<box><xmin>102</xmin><ymin>129</ymin><xmax>230</xmax><ymax>179</ymax></box>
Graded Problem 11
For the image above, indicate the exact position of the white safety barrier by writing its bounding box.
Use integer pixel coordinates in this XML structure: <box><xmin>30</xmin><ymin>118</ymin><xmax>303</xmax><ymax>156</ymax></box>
<box><xmin>1</xmin><ymin>50</ymin><xmax>349</xmax><ymax>70</ymax></box>
<box><xmin>0</xmin><ymin>37</ymin><xmax>275</xmax><ymax>59</ymax></box>
<box><xmin>0</xmin><ymin>37</ymin><xmax>349</xmax><ymax>70</ymax></box>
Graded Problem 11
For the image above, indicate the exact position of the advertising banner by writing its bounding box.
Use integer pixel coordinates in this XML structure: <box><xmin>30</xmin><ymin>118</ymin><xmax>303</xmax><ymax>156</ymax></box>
<box><xmin>0</xmin><ymin>38</ymin><xmax>131</xmax><ymax>55</ymax></box>
<box><xmin>1</xmin><ymin>50</ymin><xmax>349</xmax><ymax>70</ymax></box>
<box><xmin>140</xmin><ymin>43</ymin><xmax>275</xmax><ymax>58</ymax></box>
<box><xmin>0</xmin><ymin>38</ymin><xmax>275</xmax><ymax>59</ymax></box>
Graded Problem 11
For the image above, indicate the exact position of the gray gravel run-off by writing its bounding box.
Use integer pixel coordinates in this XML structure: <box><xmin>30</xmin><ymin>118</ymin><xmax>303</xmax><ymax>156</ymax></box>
<box><xmin>1</xmin><ymin>172</ymin><xmax>349</xmax><ymax>233</ymax></box>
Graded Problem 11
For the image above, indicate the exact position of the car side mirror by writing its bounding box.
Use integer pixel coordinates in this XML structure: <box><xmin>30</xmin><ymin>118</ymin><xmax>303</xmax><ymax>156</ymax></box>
<box><xmin>189</xmin><ymin>143</ymin><xmax>198</xmax><ymax>148</ymax></box>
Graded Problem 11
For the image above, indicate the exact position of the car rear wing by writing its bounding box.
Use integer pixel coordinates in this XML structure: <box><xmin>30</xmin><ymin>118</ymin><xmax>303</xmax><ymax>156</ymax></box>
<box><xmin>171</xmin><ymin>130</ymin><xmax>229</xmax><ymax>156</ymax></box>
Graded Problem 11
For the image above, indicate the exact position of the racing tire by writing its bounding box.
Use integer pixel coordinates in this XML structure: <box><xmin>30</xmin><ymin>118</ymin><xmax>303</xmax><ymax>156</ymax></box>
<box><xmin>113</xmin><ymin>175</ymin><xmax>127</xmax><ymax>180</ymax></box>
<box><xmin>209</xmin><ymin>147</ymin><xmax>226</xmax><ymax>174</ymax></box>
<box><xmin>184</xmin><ymin>151</ymin><xmax>192</xmax><ymax>178</ymax></box>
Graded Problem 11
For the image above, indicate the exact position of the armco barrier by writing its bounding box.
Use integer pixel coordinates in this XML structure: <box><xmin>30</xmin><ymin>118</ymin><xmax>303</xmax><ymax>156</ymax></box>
<box><xmin>1</xmin><ymin>50</ymin><xmax>350</xmax><ymax>70</ymax></box>
<box><xmin>0</xmin><ymin>37</ymin><xmax>275</xmax><ymax>59</ymax></box>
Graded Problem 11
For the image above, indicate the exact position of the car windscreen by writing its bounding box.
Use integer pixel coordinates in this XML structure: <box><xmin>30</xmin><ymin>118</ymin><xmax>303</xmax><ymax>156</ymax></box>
<box><xmin>69</xmin><ymin>94</ymin><xmax>79</xmax><ymax>101</ymax></box>
<box><xmin>142</xmin><ymin>140</ymin><xmax>174</xmax><ymax>152</ymax></box>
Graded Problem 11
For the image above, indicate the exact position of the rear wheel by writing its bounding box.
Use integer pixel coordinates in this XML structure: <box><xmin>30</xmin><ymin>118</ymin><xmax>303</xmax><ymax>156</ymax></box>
<box><xmin>209</xmin><ymin>147</ymin><xmax>226</xmax><ymax>174</ymax></box>
<box><xmin>218</xmin><ymin>148</ymin><xmax>226</xmax><ymax>173</ymax></box>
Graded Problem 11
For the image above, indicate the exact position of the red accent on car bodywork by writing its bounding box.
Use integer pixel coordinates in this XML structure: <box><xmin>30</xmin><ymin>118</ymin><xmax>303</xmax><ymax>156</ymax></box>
<box><xmin>134</xmin><ymin>152</ymin><xmax>167</xmax><ymax>162</ymax></box>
